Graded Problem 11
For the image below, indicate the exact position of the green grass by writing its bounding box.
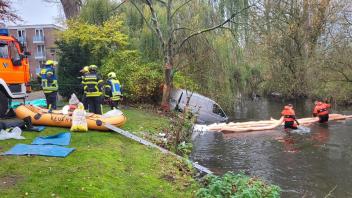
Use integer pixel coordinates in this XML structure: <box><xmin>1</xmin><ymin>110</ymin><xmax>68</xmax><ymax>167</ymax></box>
<box><xmin>0</xmin><ymin>107</ymin><xmax>198</xmax><ymax>198</ymax></box>
<box><xmin>120</xmin><ymin>106</ymin><xmax>170</xmax><ymax>134</ymax></box>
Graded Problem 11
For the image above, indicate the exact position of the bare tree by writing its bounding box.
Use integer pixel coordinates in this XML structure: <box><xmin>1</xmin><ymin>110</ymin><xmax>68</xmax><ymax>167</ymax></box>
<box><xmin>130</xmin><ymin>0</ymin><xmax>253</xmax><ymax>110</ymax></box>
<box><xmin>0</xmin><ymin>0</ymin><xmax>20</xmax><ymax>22</ymax></box>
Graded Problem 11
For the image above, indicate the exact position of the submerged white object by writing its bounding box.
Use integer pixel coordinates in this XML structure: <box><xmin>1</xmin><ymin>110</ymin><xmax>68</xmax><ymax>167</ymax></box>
<box><xmin>291</xmin><ymin>126</ymin><xmax>311</xmax><ymax>134</ymax></box>
<box><xmin>193</xmin><ymin>124</ymin><xmax>210</xmax><ymax>132</ymax></box>
<box><xmin>0</xmin><ymin>127</ymin><xmax>25</xmax><ymax>140</ymax></box>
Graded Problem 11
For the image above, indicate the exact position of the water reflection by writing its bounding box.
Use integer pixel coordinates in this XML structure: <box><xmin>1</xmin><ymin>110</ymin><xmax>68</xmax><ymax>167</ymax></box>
<box><xmin>191</xmin><ymin>98</ymin><xmax>352</xmax><ymax>197</ymax></box>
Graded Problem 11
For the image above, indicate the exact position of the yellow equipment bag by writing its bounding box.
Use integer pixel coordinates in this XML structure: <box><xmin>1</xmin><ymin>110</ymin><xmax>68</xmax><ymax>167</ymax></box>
<box><xmin>70</xmin><ymin>103</ymin><xmax>88</xmax><ymax>132</ymax></box>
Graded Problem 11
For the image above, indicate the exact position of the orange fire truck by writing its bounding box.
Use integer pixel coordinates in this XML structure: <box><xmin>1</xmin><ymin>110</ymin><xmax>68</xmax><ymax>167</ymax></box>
<box><xmin>0</xmin><ymin>28</ymin><xmax>31</xmax><ymax>117</ymax></box>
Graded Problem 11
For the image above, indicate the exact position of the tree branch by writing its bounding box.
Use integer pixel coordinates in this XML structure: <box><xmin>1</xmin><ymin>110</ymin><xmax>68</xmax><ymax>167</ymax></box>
<box><xmin>130</xmin><ymin>0</ymin><xmax>157</xmax><ymax>37</ymax></box>
<box><xmin>110</xmin><ymin>0</ymin><xmax>127</xmax><ymax>12</ymax></box>
<box><xmin>172</xmin><ymin>27</ymin><xmax>193</xmax><ymax>33</ymax></box>
<box><xmin>154</xmin><ymin>0</ymin><xmax>167</xmax><ymax>6</ymax></box>
<box><xmin>145</xmin><ymin>0</ymin><xmax>166</xmax><ymax>47</ymax></box>
<box><xmin>176</xmin><ymin>5</ymin><xmax>254</xmax><ymax>53</ymax></box>
<box><xmin>171</xmin><ymin>0</ymin><xmax>193</xmax><ymax>19</ymax></box>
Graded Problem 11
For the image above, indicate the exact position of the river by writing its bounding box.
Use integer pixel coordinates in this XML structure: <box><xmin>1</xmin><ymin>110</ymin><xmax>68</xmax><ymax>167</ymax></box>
<box><xmin>191</xmin><ymin>98</ymin><xmax>352</xmax><ymax>197</ymax></box>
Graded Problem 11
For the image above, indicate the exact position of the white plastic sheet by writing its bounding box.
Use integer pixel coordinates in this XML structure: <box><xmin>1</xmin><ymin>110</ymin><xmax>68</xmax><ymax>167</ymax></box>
<box><xmin>69</xmin><ymin>93</ymin><xmax>80</xmax><ymax>105</ymax></box>
<box><xmin>102</xmin><ymin>109</ymin><xmax>123</xmax><ymax>118</ymax></box>
<box><xmin>0</xmin><ymin>127</ymin><xmax>25</xmax><ymax>140</ymax></box>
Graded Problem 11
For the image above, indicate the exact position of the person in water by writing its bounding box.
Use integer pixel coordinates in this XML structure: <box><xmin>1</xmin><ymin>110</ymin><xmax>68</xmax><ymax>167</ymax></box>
<box><xmin>313</xmin><ymin>101</ymin><xmax>331</xmax><ymax>123</ymax></box>
<box><xmin>281</xmin><ymin>104</ymin><xmax>299</xmax><ymax>130</ymax></box>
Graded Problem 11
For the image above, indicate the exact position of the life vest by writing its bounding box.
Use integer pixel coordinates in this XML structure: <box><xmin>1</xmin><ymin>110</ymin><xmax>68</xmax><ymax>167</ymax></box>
<box><xmin>40</xmin><ymin>67</ymin><xmax>58</xmax><ymax>93</ymax></box>
<box><xmin>281</xmin><ymin>106</ymin><xmax>296</xmax><ymax>122</ymax></box>
<box><xmin>82</xmin><ymin>73</ymin><xmax>103</xmax><ymax>97</ymax></box>
<box><xmin>313</xmin><ymin>102</ymin><xmax>330</xmax><ymax>116</ymax></box>
<box><xmin>105</xmin><ymin>79</ymin><xmax>122</xmax><ymax>101</ymax></box>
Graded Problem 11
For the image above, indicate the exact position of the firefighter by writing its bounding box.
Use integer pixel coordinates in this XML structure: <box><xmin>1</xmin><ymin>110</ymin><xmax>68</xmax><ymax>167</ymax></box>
<box><xmin>82</xmin><ymin>65</ymin><xmax>103</xmax><ymax>114</ymax></box>
<box><xmin>313</xmin><ymin>101</ymin><xmax>331</xmax><ymax>123</ymax></box>
<box><xmin>79</xmin><ymin>66</ymin><xmax>90</xmax><ymax>110</ymax></box>
<box><xmin>281</xmin><ymin>104</ymin><xmax>299</xmax><ymax>130</ymax></box>
<box><xmin>38</xmin><ymin>60</ymin><xmax>58</xmax><ymax>112</ymax></box>
<box><xmin>104</xmin><ymin>72</ymin><xmax>122</xmax><ymax>109</ymax></box>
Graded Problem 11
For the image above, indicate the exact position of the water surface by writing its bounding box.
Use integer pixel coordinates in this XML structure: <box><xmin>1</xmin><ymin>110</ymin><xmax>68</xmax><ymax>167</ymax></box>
<box><xmin>191</xmin><ymin>98</ymin><xmax>352</xmax><ymax>197</ymax></box>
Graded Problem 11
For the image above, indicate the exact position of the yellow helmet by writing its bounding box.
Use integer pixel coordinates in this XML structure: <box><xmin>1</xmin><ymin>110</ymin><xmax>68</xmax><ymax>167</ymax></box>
<box><xmin>80</xmin><ymin>66</ymin><xmax>89</xmax><ymax>73</ymax></box>
<box><xmin>89</xmin><ymin>64</ymin><xmax>98</xmax><ymax>71</ymax></box>
<box><xmin>108</xmin><ymin>72</ymin><xmax>116</xmax><ymax>78</ymax></box>
<box><xmin>45</xmin><ymin>60</ymin><xmax>55</xmax><ymax>66</ymax></box>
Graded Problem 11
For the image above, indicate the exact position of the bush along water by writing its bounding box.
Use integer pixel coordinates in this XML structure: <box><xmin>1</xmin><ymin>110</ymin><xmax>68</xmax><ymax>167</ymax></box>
<box><xmin>196</xmin><ymin>172</ymin><xmax>281</xmax><ymax>198</ymax></box>
<box><xmin>172</xmin><ymin>106</ymin><xmax>197</xmax><ymax>157</ymax></box>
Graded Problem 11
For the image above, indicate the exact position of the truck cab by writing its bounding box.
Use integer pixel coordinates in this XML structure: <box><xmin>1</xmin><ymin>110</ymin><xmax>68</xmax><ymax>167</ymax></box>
<box><xmin>0</xmin><ymin>28</ymin><xmax>31</xmax><ymax>117</ymax></box>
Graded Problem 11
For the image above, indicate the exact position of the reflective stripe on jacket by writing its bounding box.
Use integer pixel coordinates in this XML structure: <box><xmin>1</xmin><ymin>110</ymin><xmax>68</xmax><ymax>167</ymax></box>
<box><xmin>105</xmin><ymin>79</ymin><xmax>122</xmax><ymax>101</ymax></box>
<box><xmin>40</xmin><ymin>67</ymin><xmax>58</xmax><ymax>93</ymax></box>
<box><xmin>82</xmin><ymin>73</ymin><xmax>103</xmax><ymax>97</ymax></box>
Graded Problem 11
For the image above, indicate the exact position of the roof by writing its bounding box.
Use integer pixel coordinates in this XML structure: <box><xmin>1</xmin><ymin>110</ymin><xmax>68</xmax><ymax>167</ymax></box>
<box><xmin>7</xmin><ymin>24</ymin><xmax>65</xmax><ymax>31</ymax></box>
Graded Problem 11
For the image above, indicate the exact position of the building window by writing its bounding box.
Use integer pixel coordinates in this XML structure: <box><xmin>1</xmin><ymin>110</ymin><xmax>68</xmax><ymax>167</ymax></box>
<box><xmin>37</xmin><ymin>45</ymin><xmax>45</xmax><ymax>55</ymax></box>
<box><xmin>35</xmin><ymin>29</ymin><xmax>44</xmax><ymax>37</ymax></box>
<box><xmin>17</xmin><ymin>29</ymin><xmax>25</xmax><ymax>38</ymax></box>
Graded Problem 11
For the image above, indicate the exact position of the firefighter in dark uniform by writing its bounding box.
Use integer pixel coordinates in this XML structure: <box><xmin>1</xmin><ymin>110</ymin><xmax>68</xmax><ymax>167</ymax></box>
<box><xmin>104</xmin><ymin>72</ymin><xmax>122</xmax><ymax>109</ymax></box>
<box><xmin>38</xmin><ymin>60</ymin><xmax>58</xmax><ymax>112</ymax></box>
<box><xmin>79</xmin><ymin>66</ymin><xmax>90</xmax><ymax>110</ymax></box>
<box><xmin>82</xmin><ymin>65</ymin><xmax>103</xmax><ymax>114</ymax></box>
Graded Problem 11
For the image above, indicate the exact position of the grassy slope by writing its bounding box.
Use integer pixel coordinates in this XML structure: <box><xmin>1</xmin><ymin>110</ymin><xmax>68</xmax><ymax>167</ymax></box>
<box><xmin>0</xmin><ymin>107</ymin><xmax>198</xmax><ymax>198</ymax></box>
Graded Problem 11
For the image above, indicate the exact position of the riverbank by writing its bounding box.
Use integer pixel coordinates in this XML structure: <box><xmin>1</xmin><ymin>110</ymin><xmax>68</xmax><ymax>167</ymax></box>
<box><xmin>0</xmin><ymin>107</ymin><xmax>198</xmax><ymax>197</ymax></box>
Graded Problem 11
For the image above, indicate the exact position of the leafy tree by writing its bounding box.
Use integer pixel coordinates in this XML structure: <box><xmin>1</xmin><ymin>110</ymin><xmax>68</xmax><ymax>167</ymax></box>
<box><xmin>57</xmin><ymin>17</ymin><xmax>128</xmax><ymax>98</ymax></box>
<box><xmin>80</xmin><ymin>0</ymin><xmax>119</xmax><ymax>25</ymax></box>
<box><xmin>57</xmin><ymin>39</ymin><xmax>91</xmax><ymax>98</ymax></box>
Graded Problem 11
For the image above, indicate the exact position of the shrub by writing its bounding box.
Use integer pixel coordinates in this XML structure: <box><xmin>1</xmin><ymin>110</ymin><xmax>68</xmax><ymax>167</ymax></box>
<box><xmin>196</xmin><ymin>172</ymin><xmax>281</xmax><ymax>198</ymax></box>
<box><xmin>101</xmin><ymin>50</ymin><xmax>163</xmax><ymax>103</ymax></box>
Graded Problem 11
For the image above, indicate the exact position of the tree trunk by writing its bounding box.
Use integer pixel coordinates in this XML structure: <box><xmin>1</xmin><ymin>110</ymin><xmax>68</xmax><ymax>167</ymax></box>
<box><xmin>60</xmin><ymin>0</ymin><xmax>82</xmax><ymax>19</ymax></box>
<box><xmin>161</xmin><ymin>61</ymin><xmax>173</xmax><ymax>111</ymax></box>
<box><xmin>160</xmin><ymin>0</ymin><xmax>174</xmax><ymax>111</ymax></box>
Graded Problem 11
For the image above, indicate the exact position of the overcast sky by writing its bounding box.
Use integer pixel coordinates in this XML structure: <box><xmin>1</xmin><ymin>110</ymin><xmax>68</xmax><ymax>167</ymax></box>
<box><xmin>9</xmin><ymin>0</ymin><xmax>63</xmax><ymax>25</ymax></box>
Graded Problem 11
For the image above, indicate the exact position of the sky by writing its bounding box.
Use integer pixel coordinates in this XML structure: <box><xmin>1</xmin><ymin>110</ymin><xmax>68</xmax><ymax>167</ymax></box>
<box><xmin>8</xmin><ymin>0</ymin><xmax>63</xmax><ymax>26</ymax></box>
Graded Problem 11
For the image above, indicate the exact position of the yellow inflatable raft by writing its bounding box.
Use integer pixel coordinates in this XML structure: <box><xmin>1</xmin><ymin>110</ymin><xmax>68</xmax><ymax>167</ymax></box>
<box><xmin>15</xmin><ymin>105</ymin><xmax>127</xmax><ymax>131</ymax></box>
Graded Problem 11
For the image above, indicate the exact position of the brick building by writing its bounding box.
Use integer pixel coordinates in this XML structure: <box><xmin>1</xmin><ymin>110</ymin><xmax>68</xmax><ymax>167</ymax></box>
<box><xmin>7</xmin><ymin>24</ymin><xmax>63</xmax><ymax>79</ymax></box>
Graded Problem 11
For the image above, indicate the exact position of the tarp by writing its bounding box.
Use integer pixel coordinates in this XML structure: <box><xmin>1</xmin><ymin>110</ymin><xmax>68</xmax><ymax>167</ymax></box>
<box><xmin>10</xmin><ymin>99</ymin><xmax>47</xmax><ymax>109</ymax></box>
<box><xmin>1</xmin><ymin>144</ymin><xmax>75</xmax><ymax>157</ymax></box>
<box><xmin>32</xmin><ymin>132</ymin><xmax>71</xmax><ymax>146</ymax></box>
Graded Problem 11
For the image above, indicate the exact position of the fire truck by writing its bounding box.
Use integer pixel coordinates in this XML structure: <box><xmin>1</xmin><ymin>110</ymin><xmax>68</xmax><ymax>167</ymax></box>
<box><xmin>0</xmin><ymin>28</ymin><xmax>31</xmax><ymax>117</ymax></box>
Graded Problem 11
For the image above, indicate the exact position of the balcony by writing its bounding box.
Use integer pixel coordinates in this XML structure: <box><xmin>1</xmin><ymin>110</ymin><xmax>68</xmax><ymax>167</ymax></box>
<box><xmin>33</xmin><ymin>35</ymin><xmax>44</xmax><ymax>43</ymax></box>
<box><xmin>35</xmin><ymin>52</ymin><xmax>46</xmax><ymax>60</ymax></box>
<box><xmin>16</xmin><ymin>36</ymin><xmax>26</xmax><ymax>44</ymax></box>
